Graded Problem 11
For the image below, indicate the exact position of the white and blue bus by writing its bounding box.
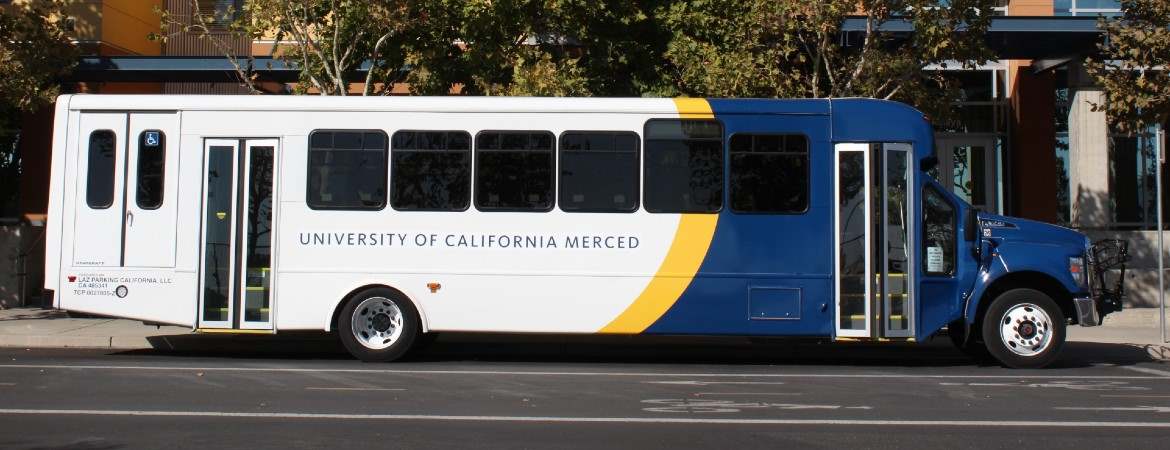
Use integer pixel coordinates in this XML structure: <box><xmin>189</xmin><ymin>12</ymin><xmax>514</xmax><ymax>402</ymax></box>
<box><xmin>43</xmin><ymin>95</ymin><xmax>1127</xmax><ymax>368</ymax></box>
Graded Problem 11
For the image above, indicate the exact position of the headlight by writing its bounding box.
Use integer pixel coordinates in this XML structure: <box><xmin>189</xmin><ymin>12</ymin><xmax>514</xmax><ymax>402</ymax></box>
<box><xmin>1069</xmin><ymin>256</ymin><xmax>1086</xmax><ymax>287</ymax></box>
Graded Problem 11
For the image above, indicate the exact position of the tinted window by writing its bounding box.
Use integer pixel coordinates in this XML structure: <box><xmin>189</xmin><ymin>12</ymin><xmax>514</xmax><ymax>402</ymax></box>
<box><xmin>923</xmin><ymin>184</ymin><xmax>956</xmax><ymax>275</ymax></box>
<box><xmin>307</xmin><ymin>131</ymin><xmax>388</xmax><ymax>210</ymax></box>
<box><xmin>729</xmin><ymin>134</ymin><xmax>808</xmax><ymax>213</ymax></box>
<box><xmin>391</xmin><ymin>131</ymin><xmax>472</xmax><ymax>211</ymax></box>
<box><xmin>86</xmin><ymin>130</ymin><xmax>117</xmax><ymax>209</ymax></box>
<box><xmin>559</xmin><ymin>131</ymin><xmax>639</xmax><ymax>213</ymax></box>
<box><xmin>136</xmin><ymin>130</ymin><xmax>166</xmax><ymax>209</ymax></box>
<box><xmin>475</xmin><ymin>131</ymin><xmax>555</xmax><ymax>211</ymax></box>
<box><xmin>643</xmin><ymin>119</ymin><xmax>723</xmax><ymax>213</ymax></box>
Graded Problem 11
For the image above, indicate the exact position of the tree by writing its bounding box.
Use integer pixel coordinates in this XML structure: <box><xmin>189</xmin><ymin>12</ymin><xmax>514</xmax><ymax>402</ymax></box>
<box><xmin>0</xmin><ymin>0</ymin><xmax>78</xmax><ymax>110</ymax></box>
<box><xmin>657</xmin><ymin>0</ymin><xmax>995</xmax><ymax>119</ymax></box>
<box><xmin>157</xmin><ymin>0</ymin><xmax>414</xmax><ymax>95</ymax></box>
<box><xmin>1</xmin><ymin>0</ymin><xmax>78</xmax><ymax>216</ymax></box>
<box><xmin>1086</xmin><ymin>0</ymin><xmax>1170</xmax><ymax>135</ymax></box>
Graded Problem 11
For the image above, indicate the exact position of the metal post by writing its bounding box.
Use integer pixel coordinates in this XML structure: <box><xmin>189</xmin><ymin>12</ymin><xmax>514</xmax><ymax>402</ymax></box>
<box><xmin>1157</xmin><ymin>125</ymin><xmax>1166</xmax><ymax>343</ymax></box>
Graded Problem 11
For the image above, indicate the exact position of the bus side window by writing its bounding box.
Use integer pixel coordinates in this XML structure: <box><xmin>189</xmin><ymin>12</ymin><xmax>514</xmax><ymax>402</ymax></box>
<box><xmin>136</xmin><ymin>130</ymin><xmax>166</xmax><ymax>209</ymax></box>
<box><xmin>729</xmin><ymin>133</ymin><xmax>809</xmax><ymax>213</ymax></box>
<box><xmin>86</xmin><ymin>130</ymin><xmax>117</xmax><ymax>209</ymax></box>
<box><xmin>474</xmin><ymin>131</ymin><xmax>555</xmax><ymax>212</ymax></box>
<box><xmin>390</xmin><ymin>130</ymin><xmax>472</xmax><ymax>211</ymax></box>
<box><xmin>643</xmin><ymin>119</ymin><xmax>723</xmax><ymax>213</ymax></box>
<box><xmin>307</xmin><ymin>130</ymin><xmax>388</xmax><ymax>210</ymax></box>
<box><xmin>558</xmin><ymin>131</ymin><xmax>639</xmax><ymax>213</ymax></box>
<box><xmin>923</xmin><ymin>184</ymin><xmax>956</xmax><ymax>276</ymax></box>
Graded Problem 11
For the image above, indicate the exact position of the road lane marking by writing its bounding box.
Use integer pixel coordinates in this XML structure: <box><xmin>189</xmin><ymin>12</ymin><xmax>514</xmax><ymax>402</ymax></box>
<box><xmin>0</xmin><ymin>382</ymin><xmax>14</xmax><ymax>386</ymax></box>
<box><xmin>1055</xmin><ymin>406</ymin><xmax>1170</xmax><ymax>413</ymax></box>
<box><xmin>646</xmin><ymin>381</ymin><xmax>787</xmax><ymax>386</ymax></box>
<box><xmin>1100</xmin><ymin>395</ymin><xmax>1170</xmax><ymax>398</ymax></box>
<box><xmin>1119</xmin><ymin>366</ymin><xmax>1170</xmax><ymax>377</ymax></box>
<box><xmin>939</xmin><ymin>381</ymin><xmax>1149</xmax><ymax>391</ymax></box>
<box><xmin>305</xmin><ymin>387</ymin><xmax>405</xmax><ymax>392</ymax></box>
<box><xmin>641</xmin><ymin>399</ymin><xmax>872</xmax><ymax>413</ymax></box>
<box><xmin>1</xmin><ymin>364</ymin><xmax>1168</xmax><ymax>380</ymax></box>
<box><xmin>2</xmin><ymin>409</ymin><xmax>1170</xmax><ymax>428</ymax></box>
<box><xmin>695</xmin><ymin>393</ymin><xmax>803</xmax><ymax>396</ymax></box>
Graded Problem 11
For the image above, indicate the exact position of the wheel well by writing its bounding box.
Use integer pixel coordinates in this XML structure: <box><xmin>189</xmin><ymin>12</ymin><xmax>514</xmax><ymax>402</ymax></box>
<box><xmin>972</xmin><ymin>271</ymin><xmax>1075</xmax><ymax>341</ymax></box>
<box><xmin>328</xmin><ymin>284</ymin><xmax>423</xmax><ymax>333</ymax></box>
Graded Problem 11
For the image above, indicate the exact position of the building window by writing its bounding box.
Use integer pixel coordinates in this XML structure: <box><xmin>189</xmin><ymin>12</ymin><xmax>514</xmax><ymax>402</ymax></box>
<box><xmin>558</xmin><ymin>131</ymin><xmax>639</xmax><ymax>213</ymax></box>
<box><xmin>390</xmin><ymin>130</ymin><xmax>472</xmax><ymax>211</ymax></box>
<box><xmin>1109</xmin><ymin>129</ymin><xmax>1170</xmax><ymax>229</ymax></box>
<box><xmin>643</xmin><ymin>119</ymin><xmax>723</xmax><ymax>213</ymax></box>
<box><xmin>1055</xmin><ymin>0</ymin><xmax>1123</xmax><ymax>17</ymax></box>
<box><xmin>195</xmin><ymin>0</ymin><xmax>244</xmax><ymax>28</ymax></box>
<box><xmin>136</xmin><ymin>130</ymin><xmax>166</xmax><ymax>210</ymax></box>
<box><xmin>729</xmin><ymin>133</ymin><xmax>809</xmax><ymax>213</ymax></box>
<box><xmin>307</xmin><ymin>130</ymin><xmax>388</xmax><ymax>210</ymax></box>
<box><xmin>474</xmin><ymin>131</ymin><xmax>555</xmax><ymax>211</ymax></box>
<box><xmin>86</xmin><ymin>130</ymin><xmax>117</xmax><ymax>209</ymax></box>
<box><xmin>1054</xmin><ymin>67</ymin><xmax>1072</xmax><ymax>225</ymax></box>
<box><xmin>923</xmin><ymin>185</ymin><xmax>956</xmax><ymax>276</ymax></box>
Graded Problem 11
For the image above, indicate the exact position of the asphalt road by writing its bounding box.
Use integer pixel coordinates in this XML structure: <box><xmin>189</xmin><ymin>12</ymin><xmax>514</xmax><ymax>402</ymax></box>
<box><xmin>1</xmin><ymin>336</ymin><xmax>1169</xmax><ymax>449</ymax></box>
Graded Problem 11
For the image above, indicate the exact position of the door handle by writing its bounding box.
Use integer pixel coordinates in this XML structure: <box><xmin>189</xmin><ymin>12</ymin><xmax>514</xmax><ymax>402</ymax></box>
<box><xmin>126</xmin><ymin>210</ymin><xmax>134</xmax><ymax>227</ymax></box>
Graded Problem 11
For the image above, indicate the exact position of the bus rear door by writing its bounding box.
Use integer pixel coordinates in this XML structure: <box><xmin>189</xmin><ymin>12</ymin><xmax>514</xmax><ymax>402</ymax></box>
<box><xmin>65</xmin><ymin>111</ymin><xmax>184</xmax><ymax>325</ymax></box>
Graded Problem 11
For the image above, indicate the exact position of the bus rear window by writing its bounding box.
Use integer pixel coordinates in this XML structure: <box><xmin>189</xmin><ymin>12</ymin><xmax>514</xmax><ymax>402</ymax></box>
<box><xmin>307</xmin><ymin>130</ymin><xmax>388</xmax><ymax>210</ymax></box>
<box><xmin>86</xmin><ymin>130</ymin><xmax>117</xmax><ymax>209</ymax></box>
<box><xmin>474</xmin><ymin>131</ymin><xmax>555</xmax><ymax>211</ymax></box>
<box><xmin>643</xmin><ymin>119</ymin><xmax>723</xmax><ymax>213</ymax></box>
<box><xmin>136</xmin><ymin>130</ymin><xmax>166</xmax><ymax>209</ymax></box>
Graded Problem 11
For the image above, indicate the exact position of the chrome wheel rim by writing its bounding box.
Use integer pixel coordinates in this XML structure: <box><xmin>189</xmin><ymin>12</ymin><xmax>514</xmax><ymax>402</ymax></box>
<box><xmin>350</xmin><ymin>297</ymin><xmax>404</xmax><ymax>350</ymax></box>
<box><xmin>999</xmin><ymin>303</ymin><xmax>1053</xmax><ymax>357</ymax></box>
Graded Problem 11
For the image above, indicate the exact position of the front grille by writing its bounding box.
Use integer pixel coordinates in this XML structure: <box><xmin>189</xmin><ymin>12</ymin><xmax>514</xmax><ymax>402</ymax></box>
<box><xmin>1088</xmin><ymin>239</ymin><xmax>1129</xmax><ymax>315</ymax></box>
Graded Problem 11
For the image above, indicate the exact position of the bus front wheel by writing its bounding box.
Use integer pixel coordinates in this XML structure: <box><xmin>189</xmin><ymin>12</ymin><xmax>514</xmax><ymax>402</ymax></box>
<box><xmin>338</xmin><ymin>288</ymin><xmax>420</xmax><ymax>362</ymax></box>
<box><xmin>981</xmin><ymin>288</ymin><xmax>1066</xmax><ymax>369</ymax></box>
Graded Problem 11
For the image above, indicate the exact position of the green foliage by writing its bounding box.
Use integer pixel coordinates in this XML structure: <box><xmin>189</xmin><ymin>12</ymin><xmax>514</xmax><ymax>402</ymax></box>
<box><xmin>165</xmin><ymin>0</ymin><xmax>995</xmax><ymax>110</ymax></box>
<box><xmin>247</xmin><ymin>0</ymin><xmax>412</xmax><ymax>95</ymax></box>
<box><xmin>0</xmin><ymin>0</ymin><xmax>78</xmax><ymax>111</ymax></box>
<box><xmin>1086</xmin><ymin>0</ymin><xmax>1170</xmax><ymax>135</ymax></box>
<box><xmin>658</xmin><ymin>0</ymin><xmax>994</xmax><ymax>119</ymax></box>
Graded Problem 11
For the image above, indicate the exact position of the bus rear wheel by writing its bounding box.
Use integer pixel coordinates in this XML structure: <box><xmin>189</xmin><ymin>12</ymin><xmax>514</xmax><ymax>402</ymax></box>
<box><xmin>338</xmin><ymin>288</ymin><xmax>420</xmax><ymax>362</ymax></box>
<box><xmin>981</xmin><ymin>288</ymin><xmax>1066</xmax><ymax>369</ymax></box>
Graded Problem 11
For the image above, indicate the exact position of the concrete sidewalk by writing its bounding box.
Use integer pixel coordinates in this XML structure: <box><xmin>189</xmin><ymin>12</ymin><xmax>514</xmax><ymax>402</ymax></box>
<box><xmin>1</xmin><ymin>306</ymin><xmax>1168</xmax><ymax>360</ymax></box>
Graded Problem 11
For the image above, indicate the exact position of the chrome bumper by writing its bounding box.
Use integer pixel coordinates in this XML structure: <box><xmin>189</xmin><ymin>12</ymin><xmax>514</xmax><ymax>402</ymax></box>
<box><xmin>1073</xmin><ymin>296</ymin><xmax>1101</xmax><ymax>327</ymax></box>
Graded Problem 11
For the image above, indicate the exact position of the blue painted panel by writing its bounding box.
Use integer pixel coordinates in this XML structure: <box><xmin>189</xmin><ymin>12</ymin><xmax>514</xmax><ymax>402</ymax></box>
<box><xmin>647</xmin><ymin>99</ymin><xmax>834</xmax><ymax>336</ymax></box>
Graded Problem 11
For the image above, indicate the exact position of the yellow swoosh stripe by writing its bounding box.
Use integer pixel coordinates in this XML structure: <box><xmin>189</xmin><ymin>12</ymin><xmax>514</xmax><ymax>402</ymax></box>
<box><xmin>598</xmin><ymin>98</ymin><xmax>719</xmax><ymax>333</ymax></box>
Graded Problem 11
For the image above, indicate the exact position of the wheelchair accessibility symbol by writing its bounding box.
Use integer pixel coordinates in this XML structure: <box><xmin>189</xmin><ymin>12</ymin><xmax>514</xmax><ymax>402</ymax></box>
<box><xmin>145</xmin><ymin>131</ymin><xmax>160</xmax><ymax>147</ymax></box>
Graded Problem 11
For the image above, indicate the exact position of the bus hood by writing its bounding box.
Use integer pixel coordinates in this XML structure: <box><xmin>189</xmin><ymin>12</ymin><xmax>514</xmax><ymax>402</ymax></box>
<box><xmin>976</xmin><ymin>213</ymin><xmax>1089</xmax><ymax>249</ymax></box>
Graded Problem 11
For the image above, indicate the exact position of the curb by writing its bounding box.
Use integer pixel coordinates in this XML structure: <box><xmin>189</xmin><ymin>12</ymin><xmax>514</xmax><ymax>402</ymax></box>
<box><xmin>0</xmin><ymin>334</ymin><xmax>193</xmax><ymax>350</ymax></box>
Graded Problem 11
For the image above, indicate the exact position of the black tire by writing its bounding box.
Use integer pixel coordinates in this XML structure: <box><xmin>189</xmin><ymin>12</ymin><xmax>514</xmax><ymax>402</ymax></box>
<box><xmin>981</xmin><ymin>288</ymin><xmax>1066</xmax><ymax>369</ymax></box>
<box><xmin>337</xmin><ymin>287</ymin><xmax>420</xmax><ymax>362</ymax></box>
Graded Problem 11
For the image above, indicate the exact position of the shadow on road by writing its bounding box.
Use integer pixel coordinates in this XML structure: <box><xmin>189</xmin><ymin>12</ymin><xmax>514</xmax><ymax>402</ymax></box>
<box><xmin>114</xmin><ymin>332</ymin><xmax>1170</xmax><ymax>369</ymax></box>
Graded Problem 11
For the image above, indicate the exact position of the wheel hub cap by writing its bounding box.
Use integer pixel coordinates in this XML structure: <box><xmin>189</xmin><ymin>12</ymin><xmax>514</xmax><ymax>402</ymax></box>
<box><xmin>372</xmin><ymin>313</ymin><xmax>393</xmax><ymax>333</ymax></box>
<box><xmin>999</xmin><ymin>303</ymin><xmax>1053</xmax><ymax>357</ymax></box>
<box><xmin>350</xmin><ymin>297</ymin><xmax>404</xmax><ymax>350</ymax></box>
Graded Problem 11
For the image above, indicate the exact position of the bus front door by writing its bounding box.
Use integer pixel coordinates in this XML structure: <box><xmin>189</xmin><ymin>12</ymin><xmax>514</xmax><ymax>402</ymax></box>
<box><xmin>197</xmin><ymin>139</ymin><xmax>278</xmax><ymax>331</ymax></box>
<box><xmin>834</xmin><ymin>143</ymin><xmax>915</xmax><ymax>339</ymax></box>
